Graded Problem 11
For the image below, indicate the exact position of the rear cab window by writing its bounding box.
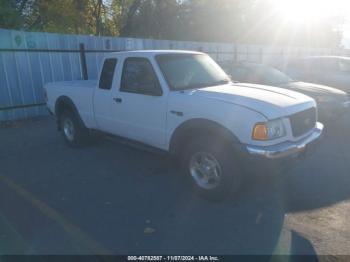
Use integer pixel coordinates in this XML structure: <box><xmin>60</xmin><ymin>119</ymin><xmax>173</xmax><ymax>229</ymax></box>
<box><xmin>99</xmin><ymin>58</ymin><xmax>117</xmax><ymax>90</ymax></box>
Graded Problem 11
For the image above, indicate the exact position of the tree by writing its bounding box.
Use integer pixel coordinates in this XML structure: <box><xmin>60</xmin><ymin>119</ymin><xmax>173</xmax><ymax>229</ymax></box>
<box><xmin>118</xmin><ymin>0</ymin><xmax>185</xmax><ymax>39</ymax></box>
<box><xmin>0</xmin><ymin>0</ymin><xmax>345</xmax><ymax>48</ymax></box>
<box><xmin>0</xmin><ymin>0</ymin><xmax>34</xmax><ymax>29</ymax></box>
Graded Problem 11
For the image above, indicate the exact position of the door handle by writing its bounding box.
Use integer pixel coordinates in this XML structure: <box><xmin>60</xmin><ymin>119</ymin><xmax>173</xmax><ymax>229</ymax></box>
<box><xmin>113</xmin><ymin>97</ymin><xmax>122</xmax><ymax>103</ymax></box>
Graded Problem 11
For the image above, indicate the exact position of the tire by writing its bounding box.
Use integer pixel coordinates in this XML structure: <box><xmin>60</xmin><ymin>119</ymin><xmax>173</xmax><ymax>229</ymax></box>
<box><xmin>181</xmin><ymin>136</ymin><xmax>242</xmax><ymax>200</ymax></box>
<box><xmin>59</xmin><ymin>110</ymin><xmax>89</xmax><ymax>147</ymax></box>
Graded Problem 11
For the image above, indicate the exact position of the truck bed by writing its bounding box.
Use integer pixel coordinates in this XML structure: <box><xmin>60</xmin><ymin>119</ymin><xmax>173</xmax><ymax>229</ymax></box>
<box><xmin>45</xmin><ymin>80</ymin><xmax>98</xmax><ymax>128</ymax></box>
<box><xmin>49</xmin><ymin>80</ymin><xmax>98</xmax><ymax>89</ymax></box>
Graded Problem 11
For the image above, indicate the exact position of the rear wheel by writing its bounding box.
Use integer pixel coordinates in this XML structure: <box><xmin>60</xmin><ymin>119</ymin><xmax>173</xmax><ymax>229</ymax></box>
<box><xmin>59</xmin><ymin>110</ymin><xmax>89</xmax><ymax>147</ymax></box>
<box><xmin>181</xmin><ymin>136</ymin><xmax>242</xmax><ymax>200</ymax></box>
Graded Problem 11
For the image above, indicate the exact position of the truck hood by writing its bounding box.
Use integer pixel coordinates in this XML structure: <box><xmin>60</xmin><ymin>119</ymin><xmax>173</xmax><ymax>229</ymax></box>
<box><xmin>279</xmin><ymin>81</ymin><xmax>347</xmax><ymax>100</ymax></box>
<box><xmin>188</xmin><ymin>83</ymin><xmax>316</xmax><ymax>120</ymax></box>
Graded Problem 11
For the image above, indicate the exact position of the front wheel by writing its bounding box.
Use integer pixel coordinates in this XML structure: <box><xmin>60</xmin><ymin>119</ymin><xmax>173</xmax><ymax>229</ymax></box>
<box><xmin>181</xmin><ymin>137</ymin><xmax>242</xmax><ymax>200</ymax></box>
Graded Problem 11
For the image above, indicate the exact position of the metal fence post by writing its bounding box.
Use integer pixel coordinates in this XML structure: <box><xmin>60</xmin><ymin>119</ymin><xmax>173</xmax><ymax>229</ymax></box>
<box><xmin>79</xmin><ymin>43</ymin><xmax>88</xmax><ymax>80</ymax></box>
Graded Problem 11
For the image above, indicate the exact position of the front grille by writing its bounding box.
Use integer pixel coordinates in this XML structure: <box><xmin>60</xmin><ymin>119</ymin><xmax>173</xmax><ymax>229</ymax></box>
<box><xmin>289</xmin><ymin>107</ymin><xmax>316</xmax><ymax>137</ymax></box>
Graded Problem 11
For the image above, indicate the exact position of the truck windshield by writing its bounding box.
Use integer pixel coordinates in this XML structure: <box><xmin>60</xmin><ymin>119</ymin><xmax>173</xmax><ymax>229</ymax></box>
<box><xmin>156</xmin><ymin>54</ymin><xmax>230</xmax><ymax>91</ymax></box>
<box><xmin>252</xmin><ymin>65</ymin><xmax>293</xmax><ymax>85</ymax></box>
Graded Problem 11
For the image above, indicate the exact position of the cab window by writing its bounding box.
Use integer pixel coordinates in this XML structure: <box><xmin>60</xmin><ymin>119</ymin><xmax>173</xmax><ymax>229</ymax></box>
<box><xmin>121</xmin><ymin>58</ymin><xmax>162</xmax><ymax>96</ymax></box>
<box><xmin>99</xmin><ymin>58</ymin><xmax>117</xmax><ymax>90</ymax></box>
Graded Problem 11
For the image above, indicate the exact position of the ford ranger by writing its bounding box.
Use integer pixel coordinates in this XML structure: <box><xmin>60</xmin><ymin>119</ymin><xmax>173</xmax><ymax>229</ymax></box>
<box><xmin>44</xmin><ymin>50</ymin><xmax>323</xmax><ymax>199</ymax></box>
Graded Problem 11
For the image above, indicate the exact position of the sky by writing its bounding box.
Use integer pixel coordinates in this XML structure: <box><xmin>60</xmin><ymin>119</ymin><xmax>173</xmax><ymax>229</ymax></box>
<box><xmin>271</xmin><ymin>0</ymin><xmax>350</xmax><ymax>48</ymax></box>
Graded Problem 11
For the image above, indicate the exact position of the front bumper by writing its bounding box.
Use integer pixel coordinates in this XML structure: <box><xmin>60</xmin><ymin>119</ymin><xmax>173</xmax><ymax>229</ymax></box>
<box><xmin>245</xmin><ymin>122</ymin><xmax>323</xmax><ymax>159</ymax></box>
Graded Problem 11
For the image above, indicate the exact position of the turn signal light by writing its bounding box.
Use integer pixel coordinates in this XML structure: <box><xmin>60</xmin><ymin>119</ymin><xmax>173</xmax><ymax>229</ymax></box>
<box><xmin>252</xmin><ymin>123</ymin><xmax>268</xmax><ymax>140</ymax></box>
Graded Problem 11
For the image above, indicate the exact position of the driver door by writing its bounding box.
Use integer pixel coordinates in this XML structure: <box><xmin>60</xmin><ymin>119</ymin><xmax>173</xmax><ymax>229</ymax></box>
<box><xmin>110</xmin><ymin>57</ymin><xmax>168</xmax><ymax>149</ymax></box>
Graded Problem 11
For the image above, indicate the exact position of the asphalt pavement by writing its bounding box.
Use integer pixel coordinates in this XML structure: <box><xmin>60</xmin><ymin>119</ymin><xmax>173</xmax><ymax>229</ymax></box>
<box><xmin>0</xmin><ymin>115</ymin><xmax>350</xmax><ymax>259</ymax></box>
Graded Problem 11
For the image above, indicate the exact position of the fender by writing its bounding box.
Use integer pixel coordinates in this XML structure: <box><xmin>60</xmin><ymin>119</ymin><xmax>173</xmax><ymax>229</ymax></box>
<box><xmin>169</xmin><ymin>118</ymin><xmax>243</xmax><ymax>156</ymax></box>
<box><xmin>55</xmin><ymin>96</ymin><xmax>87</xmax><ymax>130</ymax></box>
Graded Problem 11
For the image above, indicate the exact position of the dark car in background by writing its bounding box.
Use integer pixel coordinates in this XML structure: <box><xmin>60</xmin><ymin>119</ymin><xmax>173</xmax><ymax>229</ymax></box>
<box><xmin>220</xmin><ymin>61</ymin><xmax>350</xmax><ymax>121</ymax></box>
<box><xmin>282</xmin><ymin>56</ymin><xmax>350</xmax><ymax>93</ymax></box>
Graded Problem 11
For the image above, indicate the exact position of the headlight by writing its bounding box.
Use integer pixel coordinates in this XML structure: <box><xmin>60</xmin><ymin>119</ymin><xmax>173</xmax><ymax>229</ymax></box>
<box><xmin>252</xmin><ymin>119</ymin><xmax>286</xmax><ymax>140</ymax></box>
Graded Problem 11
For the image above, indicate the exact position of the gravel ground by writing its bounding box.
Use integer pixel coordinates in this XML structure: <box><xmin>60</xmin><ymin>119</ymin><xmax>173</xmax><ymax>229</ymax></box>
<box><xmin>0</xmin><ymin>115</ymin><xmax>350</xmax><ymax>259</ymax></box>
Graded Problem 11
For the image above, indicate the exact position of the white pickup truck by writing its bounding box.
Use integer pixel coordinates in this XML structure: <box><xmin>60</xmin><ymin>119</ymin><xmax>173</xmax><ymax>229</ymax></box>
<box><xmin>45</xmin><ymin>50</ymin><xmax>323</xmax><ymax>198</ymax></box>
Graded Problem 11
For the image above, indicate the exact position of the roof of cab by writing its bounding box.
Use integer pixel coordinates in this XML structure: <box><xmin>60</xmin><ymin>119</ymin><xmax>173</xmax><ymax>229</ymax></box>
<box><xmin>104</xmin><ymin>49</ymin><xmax>203</xmax><ymax>58</ymax></box>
